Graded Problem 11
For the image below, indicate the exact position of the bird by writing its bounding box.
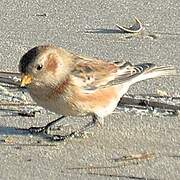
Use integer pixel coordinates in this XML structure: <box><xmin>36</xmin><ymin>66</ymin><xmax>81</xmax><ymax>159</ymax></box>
<box><xmin>19</xmin><ymin>44</ymin><xmax>176</xmax><ymax>141</ymax></box>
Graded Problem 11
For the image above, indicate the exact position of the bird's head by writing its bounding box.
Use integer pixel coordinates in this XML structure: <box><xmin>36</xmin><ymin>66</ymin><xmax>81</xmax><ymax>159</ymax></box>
<box><xmin>19</xmin><ymin>45</ymin><xmax>73</xmax><ymax>89</ymax></box>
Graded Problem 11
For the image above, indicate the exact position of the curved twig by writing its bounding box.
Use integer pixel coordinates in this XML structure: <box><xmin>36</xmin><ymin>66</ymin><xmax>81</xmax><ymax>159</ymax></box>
<box><xmin>116</xmin><ymin>17</ymin><xmax>143</xmax><ymax>33</ymax></box>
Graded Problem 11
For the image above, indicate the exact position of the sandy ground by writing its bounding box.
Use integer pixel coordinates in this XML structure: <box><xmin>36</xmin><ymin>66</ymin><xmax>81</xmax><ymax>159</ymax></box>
<box><xmin>0</xmin><ymin>0</ymin><xmax>179</xmax><ymax>179</ymax></box>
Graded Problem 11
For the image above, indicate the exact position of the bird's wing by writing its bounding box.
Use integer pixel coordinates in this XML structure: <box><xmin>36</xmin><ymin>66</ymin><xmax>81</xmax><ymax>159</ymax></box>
<box><xmin>70</xmin><ymin>55</ymin><xmax>144</xmax><ymax>91</ymax></box>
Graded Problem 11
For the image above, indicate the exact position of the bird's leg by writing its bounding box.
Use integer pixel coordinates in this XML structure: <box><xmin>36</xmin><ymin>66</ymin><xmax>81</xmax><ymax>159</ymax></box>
<box><xmin>28</xmin><ymin>116</ymin><xmax>66</xmax><ymax>134</ymax></box>
<box><xmin>78</xmin><ymin>114</ymin><xmax>100</xmax><ymax>132</ymax></box>
<box><xmin>67</xmin><ymin>115</ymin><xmax>103</xmax><ymax>137</ymax></box>
<box><xmin>29</xmin><ymin>115</ymin><xmax>102</xmax><ymax>141</ymax></box>
<box><xmin>29</xmin><ymin>115</ymin><xmax>73</xmax><ymax>141</ymax></box>
<box><xmin>49</xmin><ymin>115</ymin><xmax>100</xmax><ymax>141</ymax></box>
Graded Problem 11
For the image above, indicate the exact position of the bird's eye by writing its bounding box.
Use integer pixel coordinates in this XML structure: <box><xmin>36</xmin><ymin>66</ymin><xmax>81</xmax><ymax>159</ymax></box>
<box><xmin>36</xmin><ymin>64</ymin><xmax>43</xmax><ymax>71</ymax></box>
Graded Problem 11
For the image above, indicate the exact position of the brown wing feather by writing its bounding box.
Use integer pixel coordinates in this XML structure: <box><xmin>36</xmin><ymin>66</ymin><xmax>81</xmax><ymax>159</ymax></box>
<box><xmin>71</xmin><ymin>56</ymin><xmax>127</xmax><ymax>90</ymax></box>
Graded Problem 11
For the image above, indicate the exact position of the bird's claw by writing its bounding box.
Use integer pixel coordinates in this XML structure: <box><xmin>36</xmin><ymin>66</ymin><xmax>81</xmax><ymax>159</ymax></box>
<box><xmin>28</xmin><ymin>126</ymin><xmax>75</xmax><ymax>141</ymax></box>
<box><xmin>28</xmin><ymin>126</ymin><xmax>46</xmax><ymax>134</ymax></box>
<box><xmin>49</xmin><ymin>135</ymin><xmax>67</xmax><ymax>141</ymax></box>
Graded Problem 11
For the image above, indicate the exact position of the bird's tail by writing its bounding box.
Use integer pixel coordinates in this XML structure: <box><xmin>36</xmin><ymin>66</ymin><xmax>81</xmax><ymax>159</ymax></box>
<box><xmin>129</xmin><ymin>63</ymin><xmax>176</xmax><ymax>84</ymax></box>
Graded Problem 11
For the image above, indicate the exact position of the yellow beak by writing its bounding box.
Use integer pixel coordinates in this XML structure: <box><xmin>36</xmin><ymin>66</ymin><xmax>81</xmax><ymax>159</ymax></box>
<box><xmin>20</xmin><ymin>74</ymin><xmax>32</xmax><ymax>87</ymax></box>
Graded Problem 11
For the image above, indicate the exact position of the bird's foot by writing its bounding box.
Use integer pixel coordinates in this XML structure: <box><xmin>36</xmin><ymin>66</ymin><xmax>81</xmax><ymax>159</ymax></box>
<box><xmin>28</xmin><ymin>126</ymin><xmax>46</xmax><ymax>134</ymax></box>
<box><xmin>28</xmin><ymin>125</ymin><xmax>78</xmax><ymax>141</ymax></box>
<box><xmin>47</xmin><ymin>131</ymin><xmax>77</xmax><ymax>141</ymax></box>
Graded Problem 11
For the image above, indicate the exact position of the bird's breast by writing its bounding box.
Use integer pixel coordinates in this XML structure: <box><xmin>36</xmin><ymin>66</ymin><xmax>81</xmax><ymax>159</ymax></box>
<box><xmin>29</xmin><ymin>87</ymin><xmax>86</xmax><ymax>116</ymax></box>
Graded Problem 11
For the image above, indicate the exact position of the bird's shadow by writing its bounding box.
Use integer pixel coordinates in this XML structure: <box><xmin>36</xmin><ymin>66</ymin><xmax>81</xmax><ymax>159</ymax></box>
<box><xmin>0</xmin><ymin>125</ymin><xmax>63</xmax><ymax>145</ymax></box>
<box><xmin>0</xmin><ymin>126</ymin><xmax>29</xmax><ymax>136</ymax></box>
<box><xmin>0</xmin><ymin>125</ymin><xmax>53</xmax><ymax>143</ymax></box>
